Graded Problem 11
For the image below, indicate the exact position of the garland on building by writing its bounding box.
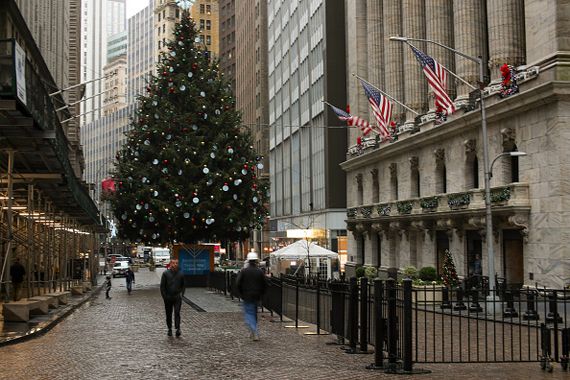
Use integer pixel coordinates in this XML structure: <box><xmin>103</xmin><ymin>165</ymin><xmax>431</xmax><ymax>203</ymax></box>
<box><xmin>442</xmin><ymin>249</ymin><xmax>459</xmax><ymax>288</ymax></box>
<box><xmin>499</xmin><ymin>63</ymin><xmax>519</xmax><ymax>98</ymax></box>
<box><xmin>434</xmin><ymin>104</ymin><xmax>447</xmax><ymax>125</ymax></box>
<box><xmin>389</xmin><ymin>121</ymin><xmax>398</xmax><ymax>142</ymax></box>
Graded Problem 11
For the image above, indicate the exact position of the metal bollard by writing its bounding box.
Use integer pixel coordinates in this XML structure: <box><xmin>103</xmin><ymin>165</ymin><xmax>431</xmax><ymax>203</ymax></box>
<box><xmin>359</xmin><ymin>277</ymin><xmax>370</xmax><ymax>353</ymax></box>
<box><xmin>453</xmin><ymin>287</ymin><xmax>467</xmax><ymax>311</ymax></box>
<box><xmin>468</xmin><ymin>288</ymin><xmax>483</xmax><ymax>313</ymax></box>
<box><xmin>503</xmin><ymin>290</ymin><xmax>518</xmax><ymax>318</ymax></box>
<box><xmin>402</xmin><ymin>278</ymin><xmax>413</xmax><ymax>372</ymax></box>
<box><xmin>345</xmin><ymin>277</ymin><xmax>359</xmax><ymax>353</ymax></box>
<box><xmin>367</xmin><ymin>279</ymin><xmax>385</xmax><ymax>369</ymax></box>
<box><xmin>386</xmin><ymin>278</ymin><xmax>398</xmax><ymax>365</ymax></box>
<box><xmin>440</xmin><ymin>287</ymin><xmax>452</xmax><ymax>309</ymax></box>
<box><xmin>545</xmin><ymin>291</ymin><xmax>563</xmax><ymax>324</ymax></box>
<box><xmin>523</xmin><ymin>290</ymin><xmax>539</xmax><ymax>321</ymax></box>
<box><xmin>295</xmin><ymin>278</ymin><xmax>300</xmax><ymax>328</ymax></box>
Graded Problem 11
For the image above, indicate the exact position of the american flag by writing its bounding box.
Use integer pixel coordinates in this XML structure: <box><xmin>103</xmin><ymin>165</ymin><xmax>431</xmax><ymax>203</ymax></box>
<box><xmin>409</xmin><ymin>44</ymin><xmax>456</xmax><ymax>115</ymax></box>
<box><xmin>328</xmin><ymin>103</ymin><xmax>373</xmax><ymax>136</ymax></box>
<box><xmin>359</xmin><ymin>79</ymin><xmax>392</xmax><ymax>139</ymax></box>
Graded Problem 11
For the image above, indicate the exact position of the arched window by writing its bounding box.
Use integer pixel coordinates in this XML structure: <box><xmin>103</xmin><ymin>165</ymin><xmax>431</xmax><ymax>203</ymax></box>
<box><xmin>371</xmin><ymin>168</ymin><xmax>379</xmax><ymax>203</ymax></box>
<box><xmin>356</xmin><ymin>174</ymin><xmax>363</xmax><ymax>205</ymax></box>
<box><xmin>501</xmin><ymin>128</ymin><xmax>520</xmax><ymax>183</ymax></box>
<box><xmin>435</xmin><ymin>149</ymin><xmax>446</xmax><ymax>194</ymax></box>
<box><xmin>390</xmin><ymin>163</ymin><xmax>398</xmax><ymax>200</ymax></box>
<box><xmin>410</xmin><ymin>156</ymin><xmax>420</xmax><ymax>197</ymax></box>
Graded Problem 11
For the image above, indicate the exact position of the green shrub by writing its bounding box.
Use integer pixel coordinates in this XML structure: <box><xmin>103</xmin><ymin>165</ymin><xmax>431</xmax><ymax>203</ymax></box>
<box><xmin>355</xmin><ymin>266</ymin><xmax>366</xmax><ymax>278</ymax></box>
<box><xmin>364</xmin><ymin>266</ymin><xmax>377</xmax><ymax>279</ymax></box>
<box><xmin>418</xmin><ymin>266</ymin><xmax>438</xmax><ymax>282</ymax></box>
<box><xmin>402</xmin><ymin>265</ymin><xmax>418</xmax><ymax>279</ymax></box>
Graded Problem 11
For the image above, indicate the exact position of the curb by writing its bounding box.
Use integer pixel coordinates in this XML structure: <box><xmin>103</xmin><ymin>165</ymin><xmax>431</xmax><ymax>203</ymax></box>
<box><xmin>0</xmin><ymin>283</ymin><xmax>104</xmax><ymax>348</ymax></box>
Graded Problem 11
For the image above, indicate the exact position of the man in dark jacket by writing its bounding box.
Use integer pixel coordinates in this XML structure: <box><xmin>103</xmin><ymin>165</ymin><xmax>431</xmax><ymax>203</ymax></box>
<box><xmin>160</xmin><ymin>259</ymin><xmax>185</xmax><ymax>337</ymax></box>
<box><xmin>236</xmin><ymin>252</ymin><xmax>267</xmax><ymax>341</ymax></box>
<box><xmin>10</xmin><ymin>258</ymin><xmax>26</xmax><ymax>301</ymax></box>
<box><xmin>125</xmin><ymin>267</ymin><xmax>135</xmax><ymax>295</ymax></box>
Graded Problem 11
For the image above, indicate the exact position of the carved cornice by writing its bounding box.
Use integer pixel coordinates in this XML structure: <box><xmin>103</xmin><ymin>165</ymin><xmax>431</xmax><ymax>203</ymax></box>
<box><xmin>371</xmin><ymin>168</ymin><xmax>378</xmax><ymax>178</ymax></box>
<box><xmin>508</xmin><ymin>213</ymin><xmax>529</xmax><ymax>243</ymax></box>
<box><xmin>464</xmin><ymin>139</ymin><xmax>476</xmax><ymax>154</ymax></box>
<box><xmin>501</xmin><ymin>127</ymin><xmax>516</xmax><ymax>145</ymax></box>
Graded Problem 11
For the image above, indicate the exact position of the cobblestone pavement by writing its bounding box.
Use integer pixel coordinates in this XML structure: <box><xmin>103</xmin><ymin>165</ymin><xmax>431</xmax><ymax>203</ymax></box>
<box><xmin>0</xmin><ymin>269</ymin><xmax>567</xmax><ymax>380</ymax></box>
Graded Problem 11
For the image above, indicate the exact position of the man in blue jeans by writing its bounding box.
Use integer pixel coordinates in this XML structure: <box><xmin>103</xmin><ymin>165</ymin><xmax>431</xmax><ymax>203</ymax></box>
<box><xmin>236</xmin><ymin>252</ymin><xmax>267</xmax><ymax>341</ymax></box>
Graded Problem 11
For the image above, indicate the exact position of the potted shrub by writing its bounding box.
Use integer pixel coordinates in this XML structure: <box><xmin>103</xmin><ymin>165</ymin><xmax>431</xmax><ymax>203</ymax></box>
<box><xmin>412</xmin><ymin>266</ymin><xmax>444</xmax><ymax>303</ymax></box>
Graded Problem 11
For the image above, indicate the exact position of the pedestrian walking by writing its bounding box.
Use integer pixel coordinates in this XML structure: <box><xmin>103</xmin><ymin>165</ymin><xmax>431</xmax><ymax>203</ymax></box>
<box><xmin>236</xmin><ymin>252</ymin><xmax>267</xmax><ymax>341</ymax></box>
<box><xmin>104</xmin><ymin>275</ymin><xmax>112</xmax><ymax>299</ymax></box>
<box><xmin>10</xmin><ymin>258</ymin><xmax>26</xmax><ymax>301</ymax></box>
<box><xmin>160</xmin><ymin>259</ymin><xmax>185</xmax><ymax>337</ymax></box>
<box><xmin>125</xmin><ymin>267</ymin><xmax>135</xmax><ymax>294</ymax></box>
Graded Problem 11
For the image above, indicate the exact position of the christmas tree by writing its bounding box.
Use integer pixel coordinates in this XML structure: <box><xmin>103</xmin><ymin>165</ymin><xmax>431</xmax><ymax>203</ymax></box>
<box><xmin>441</xmin><ymin>249</ymin><xmax>459</xmax><ymax>288</ymax></box>
<box><xmin>110</xmin><ymin>13</ymin><xmax>268</xmax><ymax>245</ymax></box>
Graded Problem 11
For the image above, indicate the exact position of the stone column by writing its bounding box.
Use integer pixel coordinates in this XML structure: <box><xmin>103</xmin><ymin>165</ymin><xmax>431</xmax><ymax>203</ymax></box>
<box><xmin>383</xmin><ymin>0</ymin><xmax>405</xmax><ymax>124</ymax></box>
<box><xmin>486</xmin><ymin>0</ymin><xmax>525</xmax><ymax>80</ymax></box>
<box><xmin>367</xmin><ymin>0</ymin><xmax>384</xmax><ymax>94</ymax></box>
<box><xmin>425</xmin><ymin>0</ymin><xmax>455</xmax><ymax>111</ymax></box>
<box><xmin>402</xmin><ymin>0</ymin><xmax>427</xmax><ymax>130</ymax></box>
<box><xmin>453</xmin><ymin>0</ymin><xmax>488</xmax><ymax>104</ymax></box>
<box><xmin>346</xmin><ymin>0</ymin><xmax>369</xmax><ymax>142</ymax></box>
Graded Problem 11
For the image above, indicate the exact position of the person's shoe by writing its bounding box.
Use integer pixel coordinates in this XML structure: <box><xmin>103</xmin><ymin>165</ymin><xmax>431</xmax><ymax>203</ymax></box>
<box><xmin>176</xmin><ymin>329</ymin><xmax>181</xmax><ymax>337</ymax></box>
<box><xmin>253</xmin><ymin>333</ymin><xmax>259</xmax><ymax>341</ymax></box>
<box><xmin>167</xmin><ymin>329</ymin><xmax>172</xmax><ymax>337</ymax></box>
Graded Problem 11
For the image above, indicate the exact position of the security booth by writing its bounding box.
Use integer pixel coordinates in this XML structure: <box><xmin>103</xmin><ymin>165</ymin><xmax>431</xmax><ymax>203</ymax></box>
<box><xmin>269</xmin><ymin>240</ymin><xmax>340</xmax><ymax>280</ymax></box>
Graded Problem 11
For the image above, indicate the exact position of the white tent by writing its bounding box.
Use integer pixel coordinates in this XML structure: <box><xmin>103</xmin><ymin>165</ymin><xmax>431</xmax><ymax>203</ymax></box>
<box><xmin>269</xmin><ymin>240</ymin><xmax>339</xmax><ymax>278</ymax></box>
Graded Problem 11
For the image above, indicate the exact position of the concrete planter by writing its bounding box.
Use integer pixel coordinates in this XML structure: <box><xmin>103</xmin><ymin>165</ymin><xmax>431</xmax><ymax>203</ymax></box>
<box><xmin>412</xmin><ymin>284</ymin><xmax>444</xmax><ymax>304</ymax></box>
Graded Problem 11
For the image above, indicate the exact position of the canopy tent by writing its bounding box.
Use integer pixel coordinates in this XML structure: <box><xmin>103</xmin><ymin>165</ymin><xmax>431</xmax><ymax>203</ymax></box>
<box><xmin>270</xmin><ymin>240</ymin><xmax>338</xmax><ymax>260</ymax></box>
<box><xmin>269</xmin><ymin>240</ymin><xmax>339</xmax><ymax>279</ymax></box>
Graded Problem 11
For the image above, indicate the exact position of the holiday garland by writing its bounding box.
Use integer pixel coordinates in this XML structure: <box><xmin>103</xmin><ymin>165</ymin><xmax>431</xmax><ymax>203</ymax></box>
<box><xmin>499</xmin><ymin>63</ymin><xmax>519</xmax><ymax>98</ymax></box>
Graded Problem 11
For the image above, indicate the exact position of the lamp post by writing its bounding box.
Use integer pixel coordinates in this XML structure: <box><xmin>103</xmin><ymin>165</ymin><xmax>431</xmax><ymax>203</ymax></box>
<box><xmin>389</xmin><ymin>36</ymin><xmax>497</xmax><ymax>295</ymax></box>
<box><xmin>489</xmin><ymin>151</ymin><xmax>527</xmax><ymax>179</ymax></box>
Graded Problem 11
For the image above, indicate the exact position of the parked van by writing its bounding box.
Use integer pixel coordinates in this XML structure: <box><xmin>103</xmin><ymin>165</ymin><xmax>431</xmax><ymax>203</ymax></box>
<box><xmin>152</xmin><ymin>247</ymin><xmax>171</xmax><ymax>266</ymax></box>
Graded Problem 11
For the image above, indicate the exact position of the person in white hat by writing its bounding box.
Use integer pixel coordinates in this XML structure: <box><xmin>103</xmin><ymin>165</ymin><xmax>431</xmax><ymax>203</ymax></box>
<box><xmin>236</xmin><ymin>251</ymin><xmax>267</xmax><ymax>341</ymax></box>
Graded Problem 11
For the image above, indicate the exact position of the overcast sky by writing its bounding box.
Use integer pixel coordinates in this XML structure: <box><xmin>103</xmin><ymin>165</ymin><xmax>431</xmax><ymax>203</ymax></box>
<box><xmin>126</xmin><ymin>0</ymin><xmax>150</xmax><ymax>19</ymax></box>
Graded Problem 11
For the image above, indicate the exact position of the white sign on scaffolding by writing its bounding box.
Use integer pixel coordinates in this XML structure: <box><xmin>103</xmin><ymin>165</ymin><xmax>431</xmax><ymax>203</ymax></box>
<box><xmin>14</xmin><ymin>41</ymin><xmax>27</xmax><ymax>106</ymax></box>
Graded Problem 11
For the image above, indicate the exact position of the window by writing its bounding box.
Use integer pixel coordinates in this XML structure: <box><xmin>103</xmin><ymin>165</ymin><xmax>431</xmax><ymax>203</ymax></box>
<box><xmin>410</xmin><ymin>157</ymin><xmax>420</xmax><ymax>197</ymax></box>
<box><xmin>356</xmin><ymin>174</ymin><xmax>363</xmax><ymax>205</ymax></box>
<box><xmin>206</xmin><ymin>4</ymin><xmax>211</xmax><ymax>14</ymax></box>
<box><xmin>200</xmin><ymin>19</ymin><xmax>205</xmax><ymax>30</ymax></box>
<box><xmin>206</xmin><ymin>35</ymin><xmax>211</xmax><ymax>45</ymax></box>
<box><xmin>206</xmin><ymin>20</ymin><xmax>211</xmax><ymax>30</ymax></box>
<box><xmin>175</xmin><ymin>8</ymin><xmax>180</xmax><ymax>18</ymax></box>
<box><xmin>371</xmin><ymin>169</ymin><xmax>379</xmax><ymax>203</ymax></box>
<box><xmin>390</xmin><ymin>163</ymin><xmax>398</xmax><ymax>200</ymax></box>
<box><xmin>200</xmin><ymin>4</ymin><xmax>205</xmax><ymax>13</ymax></box>
<box><xmin>435</xmin><ymin>149</ymin><xmax>446</xmax><ymax>194</ymax></box>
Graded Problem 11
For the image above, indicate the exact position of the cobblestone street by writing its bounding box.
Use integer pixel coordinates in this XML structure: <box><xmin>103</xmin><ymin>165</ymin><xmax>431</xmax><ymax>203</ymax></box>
<box><xmin>0</xmin><ymin>269</ymin><xmax>567</xmax><ymax>380</ymax></box>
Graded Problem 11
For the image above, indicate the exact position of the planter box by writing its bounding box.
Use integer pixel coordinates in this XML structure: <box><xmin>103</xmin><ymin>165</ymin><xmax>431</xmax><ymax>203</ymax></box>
<box><xmin>412</xmin><ymin>285</ymin><xmax>444</xmax><ymax>304</ymax></box>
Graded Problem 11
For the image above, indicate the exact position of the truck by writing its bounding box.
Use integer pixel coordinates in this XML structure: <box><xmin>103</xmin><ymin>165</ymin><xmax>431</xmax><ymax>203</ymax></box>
<box><xmin>152</xmin><ymin>247</ymin><xmax>171</xmax><ymax>266</ymax></box>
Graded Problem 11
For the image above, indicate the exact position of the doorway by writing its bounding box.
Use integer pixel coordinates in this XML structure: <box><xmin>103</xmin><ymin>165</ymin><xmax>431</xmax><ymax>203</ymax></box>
<box><xmin>503</xmin><ymin>230</ymin><xmax>524</xmax><ymax>288</ymax></box>
<box><xmin>436</xmin><ymin>231</ymin><xmax>449</xmax><ymax>276</ymax></box>
<box><xmin>466</xmin><ymin>230</ymin><xmax>483</xmax><ymax>276</ymax></box>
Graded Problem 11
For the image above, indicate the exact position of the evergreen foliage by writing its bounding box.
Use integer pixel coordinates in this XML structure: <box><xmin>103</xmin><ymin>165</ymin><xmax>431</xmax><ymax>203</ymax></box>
<box><xmin>110</xmin><ymin>14</ymin><xmax>268</xmax><ymax>244</ymax></box>
<box><xmin>441</xmin><ymin>249</ymin><xmax>459</xmax><ymax>288</ymax></box>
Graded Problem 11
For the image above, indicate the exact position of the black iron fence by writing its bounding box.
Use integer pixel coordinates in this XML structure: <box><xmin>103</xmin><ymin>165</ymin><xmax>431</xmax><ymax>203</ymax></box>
<box><xmin>207</xmin><ymin>270</ymin><xmax>569</xmax><ymax>373</ymax></box>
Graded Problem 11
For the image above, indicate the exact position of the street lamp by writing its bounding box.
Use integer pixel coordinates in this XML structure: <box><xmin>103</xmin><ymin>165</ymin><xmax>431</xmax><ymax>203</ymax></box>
<box><xmin>389</xmin><ymin>36</ymin><xmax>500</xmax><ymax>297</ymax></box>
<box><xmin>490</xmin><ymin>151</ymin><xmax>527</xmax><ymax>178</ymax></box>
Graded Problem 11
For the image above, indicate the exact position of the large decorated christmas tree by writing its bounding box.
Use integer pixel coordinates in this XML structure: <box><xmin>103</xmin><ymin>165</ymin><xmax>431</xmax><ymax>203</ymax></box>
<box><xmin>110</xmin><ymin>13</ymin><xmax>268</xmax><ymax>245</ymax></box>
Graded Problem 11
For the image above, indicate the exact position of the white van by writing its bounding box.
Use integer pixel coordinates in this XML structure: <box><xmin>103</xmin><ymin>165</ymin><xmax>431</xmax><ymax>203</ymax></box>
<box><xmin>152</xmin><ymin>247</ymin><xmax>171</xmax><ymax>266</ymax></box>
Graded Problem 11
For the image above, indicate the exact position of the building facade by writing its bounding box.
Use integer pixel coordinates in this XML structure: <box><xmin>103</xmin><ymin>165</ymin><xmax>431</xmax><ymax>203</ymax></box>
<box><xmin>127</xmin><ymin>0</ymin><xmax>155</xmax><ymax>104</ymax></box>
<box><xmin>267</xmin><ymin>0</ymin><xmax>348</xmax><ymax>253</ymax></box>
<box><xmin>190</xmin><ymin>0</ymin><xmax>219</xmax><ymax>57</ymax></box>
<box><xmin>235</xmin><ymin>0</ymin><xmax>269</xmax><ymax>255</ymax></box>
<box><xmin>81</xmin><ymin>0</ymin><xmax>126</xmax><ymax>124</ymax></box>
<box><xmin>154</xmin><ymin>0</ymin><xmax>182</xmax><ymax>63</ymax></box>
<box><xmin>342</xmin><ymin>0</ymin><xmax>569</xmax><ymax>289</ymax></box>
<box><xmin>219</xmin><ymin>0</ymin><xmax>235</xmax><ymax>92</ymax></box>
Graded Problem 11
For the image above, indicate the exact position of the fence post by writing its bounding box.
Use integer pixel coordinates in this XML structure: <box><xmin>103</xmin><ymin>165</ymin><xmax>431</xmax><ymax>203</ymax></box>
<box><xmin>440</xmin><ymin>287</ymin><xmax>452</xmax><ymax>309</ymax></box>
<box><xmin>345</xmin><ymin>276</ymin><xmax>358</xmax><ymax>353</ymax></box>
<box><xmin>359</xmin><ymin>277</ymin><xmax>369</xmax><ymax>352</ymax></box>
<box><xmin>546</xmin><ymin>291</ymin><xmax>562</xmax><ymax>324</ymax></box>
<box><xmin>454</xmin><ymin>287</ymin><xmax>467</xmax><ymax>311</ymax></box>
<box><xmin>386</xmin><ymin>278</ymin><xmax>398</xmax><ymax>366</ymax></box>
<box><xmin>503</xmin><ymin>290</ymin><xmax>518</xmax><ymax>318</ymax></box>
<box><xmin>295</xmin><ymin>277</ymin><xmax>300</xmax><ymax>328</ymax></box>
<box><xmin>316</xmin><ymin>278</ymin><xmax>321</xmax><ymax>334</ymax></box>
<box><xmin>468</xmin><ymin>288</ymin><xmax>483</xmax><ymax>313</ymax></box>
<box><xmin>367</xmin><ymin>278</ymin><xmax>385</xmax><ymax>369</ymax></box>
<box><xmin>402</xmin><ymin>278</ymin><xmax>413</xmax><ymax>372</ymax></box>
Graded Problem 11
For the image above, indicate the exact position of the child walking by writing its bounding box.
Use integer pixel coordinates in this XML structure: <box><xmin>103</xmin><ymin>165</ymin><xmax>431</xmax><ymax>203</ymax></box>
<box><xmin>105</xmin><ymin>275</ymin><xmax>112</xmax><ymax>299</ymax></box>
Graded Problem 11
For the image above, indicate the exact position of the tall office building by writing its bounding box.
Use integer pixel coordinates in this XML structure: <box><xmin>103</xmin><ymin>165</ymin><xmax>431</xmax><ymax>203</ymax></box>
<box><xmin>219</xmin><ymin>0</ymin><xmax>235</xmax><ymax>92</ymax></box>
<box><xmin>267</xmin><ymin>0</ymin><xmax>347</xmax><ymax>251</ymax></box>
<box><xmin>343</xmin><ymin>1</ymin><xmax>569</xmax><ymax>288</ymax></box>
<box><xmin>154</xmin><ymin>0</ymin><xmax>183</xmax><ymax>64</ymax></box>
<box><xmin>102</xmin><ymin>32</ymin><xmax>127</xmax><ymax>117</ymax></box>
<box><xmin>128</xmin><ymin>0</ymin><xmax>155</xmax><ymax>104</ymax></box>
<box><xmin>190</xmin><ymin>0</ymin><xmax>219</xmax><ymax>57</ymax></box>
<box><xmin>235</xmin><ymin>0</ymin><xmax>269</xmax><ymax>255</ymax></box>
<box><xmin>81</xmin><ymin>0</ymin><xmax>126</xmax><ymax>124</ymax></box>
<box><xmin>15</xmin><ymin>0</ymin><xmax>84</xmax><ymax>177</ymax></box>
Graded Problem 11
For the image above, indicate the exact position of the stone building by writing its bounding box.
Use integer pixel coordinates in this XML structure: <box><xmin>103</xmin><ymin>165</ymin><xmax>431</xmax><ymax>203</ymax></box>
<box><xmin>341</xmin><ymin>0</ymin><xmax>569</xmax><ymax>289</ymax></box>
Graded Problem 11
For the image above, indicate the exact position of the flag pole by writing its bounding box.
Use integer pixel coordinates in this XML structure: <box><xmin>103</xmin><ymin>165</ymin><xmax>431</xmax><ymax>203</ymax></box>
<box><xmin>352</xmin><ymin>73</ymin><xmax>419</xmax><ymax>115</ymax></box>
<box><xmin>405</xmin><ymin>41</ymin><xmax>477</xmax><ymax>90</ymax></box>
